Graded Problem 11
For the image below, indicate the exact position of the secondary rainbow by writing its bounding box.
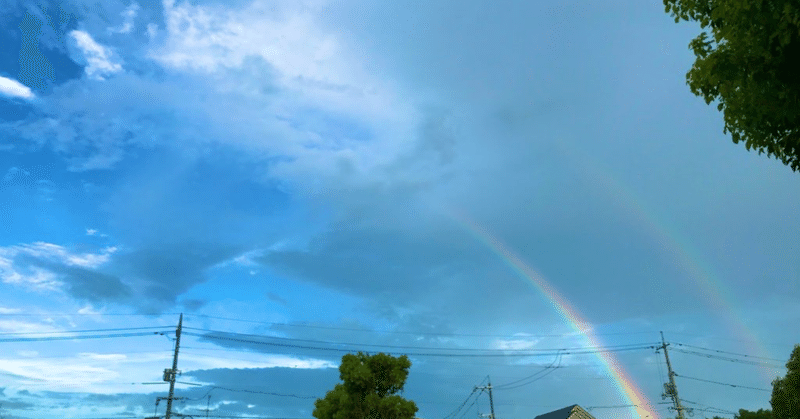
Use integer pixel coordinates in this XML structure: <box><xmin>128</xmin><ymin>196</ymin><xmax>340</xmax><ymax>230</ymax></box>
<box><xmin>453</xmin><ymin>212</ymin><xmax>660</xmax><ymax>419</ymax></box>
<box><xmin>554</xmin><ymin>137</ymin><xmax>779</xmax><ymax>381</ymax></box>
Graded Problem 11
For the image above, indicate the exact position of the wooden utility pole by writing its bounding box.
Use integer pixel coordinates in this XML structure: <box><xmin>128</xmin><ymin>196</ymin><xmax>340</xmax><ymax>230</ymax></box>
<box><xmin>658</xmin><ymin>331</ymin><xmax>686</xmax><ymax>419</ymax></box>
<box><xmin>165</xmin><ymin>313</ymin><xmax>183</xmax><ymax>419</ymax></box>
<box><xmin>476</xmin><ymin>378</ymin><xmax>496</xmax><ymax>419</ymax></box>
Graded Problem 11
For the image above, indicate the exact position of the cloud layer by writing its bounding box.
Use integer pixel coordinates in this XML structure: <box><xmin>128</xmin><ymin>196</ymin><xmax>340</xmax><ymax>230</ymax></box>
<box><xmin>0</xmin><ymin>75</ymin><xmax>34</xmax><ymax>99</ymax></box>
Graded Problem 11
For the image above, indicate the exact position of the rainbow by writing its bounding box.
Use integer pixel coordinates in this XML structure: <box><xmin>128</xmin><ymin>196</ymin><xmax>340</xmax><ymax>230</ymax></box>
<box><xmin>553</xmin><ymin>138</ymin><xmax>780</xmax><ymax>382</ymax></box>
<box><xmin>453</xmin><ymin>213</ymin><xmax>660</xmax><ymax>419</ymax></box>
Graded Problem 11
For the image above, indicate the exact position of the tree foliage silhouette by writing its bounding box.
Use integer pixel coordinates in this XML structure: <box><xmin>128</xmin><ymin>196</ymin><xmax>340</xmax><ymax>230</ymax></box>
<box><xmin>771</xmin><ymin>344</ymin><xmax>800</xmax><ymax>419</ymax></box>
<box><xmin>663</xmin><ymin>0</ymin><xmax>800</xmax><ymax>170</ymax></box>
<box><xmin>709</xmin><ymin>409</ymin><xmax>773</xmax><ymax>419</ymax></box>
<box><xmin>313</xmin><ymin>352</ymin><xmax>418</xmax><ymax>419</ymax></box>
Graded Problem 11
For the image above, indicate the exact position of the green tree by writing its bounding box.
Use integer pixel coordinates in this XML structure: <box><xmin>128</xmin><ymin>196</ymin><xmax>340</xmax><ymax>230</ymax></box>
<box><xmin>771</xmin><ymin>344</ymin><xmax>800</xmax><ymax>419</ymax></box>
<box><xmin>313</xmin><ymin>352</ymin><xmax>418</xmax><ymax>419</ymax></box>
<box><xmin>709</xmin><ymin>410</ymin><xmax>774</xmax><ymax>419</ymax></box>
<box><xmin>663</xmin><ymin>0</ymin><xmax>800</xmax><ymax>170</ymax></box>
<box><xmin>736</xmin><ymin>409</ymin><xmax>774</xmax><ymax>419</ymax></box>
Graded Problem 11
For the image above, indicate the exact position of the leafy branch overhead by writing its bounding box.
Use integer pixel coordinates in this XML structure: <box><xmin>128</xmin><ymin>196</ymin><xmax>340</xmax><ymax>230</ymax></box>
<box><xmin>663</xmin><ymin>0</ymin><xmax>800</xmax><ymax>170</ymax></box>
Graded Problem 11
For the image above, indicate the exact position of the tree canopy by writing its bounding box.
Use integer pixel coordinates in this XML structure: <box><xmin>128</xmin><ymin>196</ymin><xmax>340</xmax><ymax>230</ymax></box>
<box><xmin>709</xmin><ymin>409</ymin><xmax>774</xmax><ymax>419</ymax></box>
<box><xmin>738</xmin><ymin>409</ymin><xmax>774</xmax><ymax>419</ymax></box>
<box><xmin>771</xmin><ymin>344</ymin><xmax>800</xmax><ymax>419</ymax></box>
<box><xmin>313</xmin><ymin>352</ymin><xmax>418</xmax><ymax>419</ymax></box>
<box><xmin>663</xmin><ymin>0</ymin><xmax>800</xmax><ymax>170</ymax></box>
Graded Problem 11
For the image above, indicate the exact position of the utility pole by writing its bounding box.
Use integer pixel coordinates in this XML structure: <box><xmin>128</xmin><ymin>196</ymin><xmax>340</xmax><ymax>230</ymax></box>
<box><xmin>658</xmin><ymin>331</ymin><xmax>686</xmax><ymax>419</ymax></box>
<box><xmin>475</xmin><ymin>378</ymin><xmax>496</xmax><ymax>419</ymax></box>
<box><xmin>165</xmin><ymin>313</ymin><xmax>183</xmax><ymax>419</ymax></box>
<box><xmin>200</xmin><ymin>395</ymin><xmax>212</xmax><ymax>418</ymax></box>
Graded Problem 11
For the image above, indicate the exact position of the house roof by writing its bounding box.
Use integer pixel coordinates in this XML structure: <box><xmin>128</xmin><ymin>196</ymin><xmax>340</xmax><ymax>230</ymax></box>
<box><xmin>534</xmin><ymin>405</ymin><xmax>596</xmax><ymax>419</ymax></box>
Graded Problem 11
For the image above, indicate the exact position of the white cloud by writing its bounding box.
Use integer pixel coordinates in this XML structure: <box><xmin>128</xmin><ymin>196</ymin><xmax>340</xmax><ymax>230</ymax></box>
<box><xmin>77</xmin><ymin>305</ymin><xmax>103</xmax><ymax>315</ymax></box>
<box><xmin>146</xmin><ymin>22</ymin><xmax>158</xmax><ymax>39</ymax></box>
<box><xmin>0</xmin><ymin>319</ymin><xmax>59</xmax><ymax>334</ymax></box>
<box><xmin>86</xmin><ymin>228</ymin><xmax>98</xmax><ymax>236</ymax></box>
<box><xmin>69</xmin><ymin>30</ymin><xmax>123</xmax><ymax>79</ymax></box>
<box><xmin>78</xmin><ymin>352</ymin><xmax>127</xmax><ymax>362</ymax></box>
<box><xmin>0</xmin><ymin>306</ymin><xmax>21</xmax><ymax>314</ymax></box>
<box><xmin>0</xmin><ymin>349</ymin><xmax>332</xmax><ymax>396</ymax></box>
<box><xmin>148</xmin><ymin>0</ymin><xmax>421</xmax><ymax>182</ymax></box>
<box><xmin>108</xmin><ymin>2</ymin><xmax>140</xmax><ymax>34</ymax></box>
<box><xmin>180</xmin><ymin>353</ymin><xmax>336</xmax><ymax>371</ymax></box>
<box><xmin>0</xmin><ymin>255</ymin><xmax>59</xmax><ymax>290</ymax></box>
<box><xmin>493</xmin><ymin>336</ymin><xmax>541</xmax><ymax>351</ymax></box>
<box><xmin>4</xmin><ymin>242</ymin><xmax>117</xmax><ymax>268</ymax></box>
<box><xmin>0</xmin><ymin>352</ymin><xmax>165</xmax><ymax>393</ymax></box>
<box><xmin>0</xmin><ymin>242</ymin><xmax>117</xmax><ymax>291</ymax></box>
<box><xmin>0</xmin><ymin>75</ymin><xmax>34</xmax><ymax>99</ymax></box>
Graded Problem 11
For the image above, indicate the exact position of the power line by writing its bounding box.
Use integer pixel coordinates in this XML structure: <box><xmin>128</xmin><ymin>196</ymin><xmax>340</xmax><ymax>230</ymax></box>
<box><xmin>199</xmin><ymin>416</ymin><xmax>312</xmax><ymax>419</ymax></box>
<box><xmin>184</xmin><ymin>385</ymin><xmax>318</xmax><ymax>400</ymax></box>
<box><xmin>184</xmin><ymin>314</ymin><xmax>659</xmax><ymax>339</ymax></box>
<box><xmin>443</xmin><ymin>378</ymin><xmax>487</xmax><ymax>419</ymax></box>
<box><xmin>183</xmin><ymin>327</ymin><xmax>656</xmax><ymax>354</ymax></box>
<box><xmin>494</xmin><ymin>352</ymin><xmax>562</xmax><ymax>390</ymax></box>
<box><xmin>0</xmin><ymin>349</ymin><xmax>172</xmax><ymax>361</ymax></box>
<box><xmin>457</xmin><ymin>393</ymin><xmax>481</xmax><ymax>419</ymax></box>
<box><xmin>659</xmin><ymin>331</ymin><xmax>793</xmax><ymax>348</ymax></box>
<box><xmin>674</xmin><ymin>373</ymin><xmax>772</xmax><ymax>391</ymax></box>
<box><xmin>184</xmin><ymin>331</ymin><xmax>655</xmax><ymax>358</ymax></box>
<box><xmin>0</xmin><ymin>331</ymin><xmax>162</xmax><ymax>343</ymax></box>
<box><xmin>671</xmin><ymin>348</ymin><xmax>783</xmax><ymax>367</ymax></box>
<box><xmin>673</xmin><ymin>343</ymin><xmax>785</xmax><ymax>362</ymax></box>
<box><xmin>586</xmin><ymin>403</ymin><xmax>671</xmax><ymax>410</ymax></box>
<box><xmin>679</xmin><ymin>399</ymin><xmax>737</xmax><ymax>415</ymax></box>
<box><xmin>443</xmin><ymin>390</ymin><xmax>478</xmax><ymax>419</ymax></box>
<box><xmin>0</xmin><ymin>312</ymin><xmax>180</xmax><ymax>317</ymax></box>
<box><xmin>0</xmin><ymin>326</ymin><xmax>173</xmax><ymax>336</ymax></box>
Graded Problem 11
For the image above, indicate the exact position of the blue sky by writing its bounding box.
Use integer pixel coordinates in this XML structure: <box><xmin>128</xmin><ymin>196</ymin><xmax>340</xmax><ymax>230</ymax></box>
<box><xmin>0</xmin><ymin>1</ymin><xmax>798</xmax><ymax>419</ymax></box>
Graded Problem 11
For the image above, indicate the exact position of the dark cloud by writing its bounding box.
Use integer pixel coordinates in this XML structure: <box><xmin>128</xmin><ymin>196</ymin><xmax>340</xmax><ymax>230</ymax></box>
<box><xmin>111</xmin><ymin>244</ymin><xmax>240</xmax><ymax>308</ymax></box>
<box><xmin>56</xmin><ymin>264</ymin><xmax>131</xmax><ymax>302</ymax></box>
<box><xmin>265</xmin><ymin>292</ymin><xmax>287</xmax><ymax>306</ymax></box>
<box><xmin>10</xmin><ymin>252</ymin><xmax>130</xmax><ymax>303</ymax></box>
<box><xmin>180</xmin><ymin>298</ymin><xmax>208</xmax><ymax>311</ymax></box>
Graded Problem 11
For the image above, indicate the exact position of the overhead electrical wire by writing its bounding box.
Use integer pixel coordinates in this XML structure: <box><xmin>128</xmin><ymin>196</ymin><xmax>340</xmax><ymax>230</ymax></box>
<box><xmin>0</xmin><ymin>331</ymin><xmax>164</xmax><ymax>343</ymax></box>
<box><xmin>659</xmin><ymin>331</ymin><xmax>792</xmax><ymax>348</ymax></box>
<box><xmin>680</xmin><ymin>399</ymin><xmax>737</xmax><ymax>415</ymax></box>
<box><xmin>2</xmin><ymin>318</ymin><xmax>779</xmax><ymax>419</ymax></box>
<box><xmin>183</xmin><ymin>384</ymin><xmax>318</xmax><ymax>401</ymax></box>
<box><xmin>197</xmin><ymin>415</ymin><xmax>312</xmax><ymax>419</ymax></box>
<box><xmin>183</xmin><ymin>331</ymin><xmax>655</xmax><ymax>358</ymax></box>
<box><xmin>0</xmin><ymin>326</ymin><xmax>173</xmax><ymax>336</ymax></box>
<box><xmin>673</xmin><ymin>342</ymin><xmax>786</xmax><ymax>362</ymax></box>
<box><xmin>671</xmin><ymin>348</ymin><xmax>783</xmax><ymax>367</ymax></box>
<box><xmin>456</xmin><ymin>393</ymin><xmax>481</xmax><ymax>419</ymax></box>
<box><xmin>0</xmin><ymin>312</ymin><xmax>181</xmax><ymax>317</ymax></box>
<box><xmin>494</xmin><ymin>352</ymin><xmax>562</xmax><ymax>390</ymax></box>
<box><xmin>184</xmin><ymin>326</ymin><xmax>655</xmax><ymax>352</ymax></box>
<box><xmin>442</xmin><ymin>377</ymin><xmax>487</xmax><ymax>419</ymax></box>
<box><xmin>585</xmin><ymin>403</ymin><xmax>672</xmax><ymax>411</ymax></box>
<box><xmin>183</xmin><ymin>327</ymin><xmax>656</xmax><ymax>355</ymax></box>
<box><xmin>444</xmin><ymin>388</ymin><xmax>479</xmax><ymax>419</ymax></box>
<box><xmin>674</xmin><ymin>373</ymin><xmax>771</xmax><ymax>391</ymax></box>
<box><xmin>185</xmin><ymin>314</ymin><xmax>662</xmax><ymax>339</ymax></box>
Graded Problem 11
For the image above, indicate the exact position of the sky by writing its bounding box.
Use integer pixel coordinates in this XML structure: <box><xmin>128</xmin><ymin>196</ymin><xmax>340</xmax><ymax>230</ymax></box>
<box><xmin>0</xmin><ymin>1</ymin><xmax>798</xmax><ymax>419</ymax></box>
